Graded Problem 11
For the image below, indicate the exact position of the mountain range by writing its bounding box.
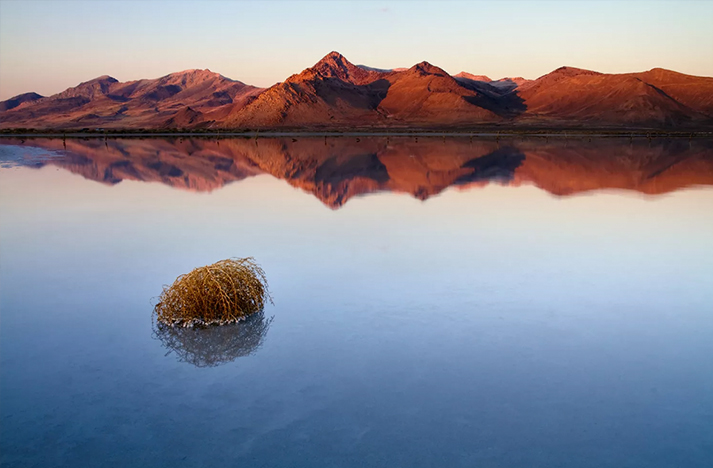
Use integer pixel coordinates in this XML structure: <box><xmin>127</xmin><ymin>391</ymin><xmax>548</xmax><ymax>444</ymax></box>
<box><xmin>2</xmin><ymin>52</ymin><xmax>712</xmax><ymax>130</ymax></box>
<box><xmin>3</xmin><ymin>136</ymin><xmax>711</xmax><ymax>207</ymax></box>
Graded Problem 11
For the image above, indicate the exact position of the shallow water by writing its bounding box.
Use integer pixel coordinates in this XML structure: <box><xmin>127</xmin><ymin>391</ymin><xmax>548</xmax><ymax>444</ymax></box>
<box><xmin>1</xmin><ymin>137</ymin><xmax>712</xmax><ymax>467</ymax></box>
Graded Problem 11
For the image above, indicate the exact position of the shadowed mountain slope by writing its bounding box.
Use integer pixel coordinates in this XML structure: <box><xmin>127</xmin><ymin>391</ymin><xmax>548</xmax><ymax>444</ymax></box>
<box><xmin>0</xmin><ymin>92</ymin><xmax>45</xmax><ymax>112</ymax></box>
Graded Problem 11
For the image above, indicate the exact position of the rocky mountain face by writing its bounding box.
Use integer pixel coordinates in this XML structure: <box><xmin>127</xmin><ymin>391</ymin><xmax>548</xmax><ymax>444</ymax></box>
<box><xmin>2</xmin><ymin>52</ymin><xmax>712</xmax><ymax>130</ymax></box>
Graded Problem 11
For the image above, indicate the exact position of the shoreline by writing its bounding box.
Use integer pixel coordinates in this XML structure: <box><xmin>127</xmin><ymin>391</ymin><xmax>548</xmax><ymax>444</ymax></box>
<box><xmin>1</xmin><ymin>128</ymin><xmax>712</xmax><ymax>139</ymax></box>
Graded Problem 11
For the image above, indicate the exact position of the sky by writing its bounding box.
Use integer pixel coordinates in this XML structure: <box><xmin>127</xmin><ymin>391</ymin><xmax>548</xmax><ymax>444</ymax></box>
<box><xmin>1</xmin><ymin>0</ymin><xmax>712</xmax><ymax>100</ymax></box>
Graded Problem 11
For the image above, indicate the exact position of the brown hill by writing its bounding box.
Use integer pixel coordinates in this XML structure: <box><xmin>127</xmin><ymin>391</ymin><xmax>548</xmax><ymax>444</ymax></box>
<box><xmin>0</xmin><ymin>70</ymin><xmax>262</xmax><ymax>129</ymax></box>
<box><xmin>0</xmin><ymin>92</ymin><xmax>45</xmax><ymax>112</ymax></box>
<box><xmin>630</xmin><ymin>68</ymin><xmax>713</xmax><ymax>117</ymax></box>
<box><xmin>516</xmin><ymin>66</ymin><xmax>705</xmax><ymax>126</ymax></box>
<box><xmin>377</xmin><ymin>62</ymin><xmax>501</xmax><ymax>125</ymax></box>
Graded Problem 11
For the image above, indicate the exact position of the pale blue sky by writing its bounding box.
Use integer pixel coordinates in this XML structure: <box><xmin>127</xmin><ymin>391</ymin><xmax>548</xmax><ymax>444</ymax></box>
<box><xmin>1</xmin><ymin>0</ymin><xmax>712</xmax><ymax>100</ymax></box>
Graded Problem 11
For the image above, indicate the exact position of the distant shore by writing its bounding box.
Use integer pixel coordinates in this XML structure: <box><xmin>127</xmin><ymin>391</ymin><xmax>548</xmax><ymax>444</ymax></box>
<box><xmin>1</xmin><ymin>127</ymin><xmax>712</xmax><ymax>139</ymax></box>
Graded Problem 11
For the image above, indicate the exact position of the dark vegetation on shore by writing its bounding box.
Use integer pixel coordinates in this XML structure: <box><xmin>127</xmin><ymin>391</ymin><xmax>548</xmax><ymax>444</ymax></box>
<box><xmin>1</xmin><ymin>127</ymin><xmax>711</xmax><ymax>139</ymax></box>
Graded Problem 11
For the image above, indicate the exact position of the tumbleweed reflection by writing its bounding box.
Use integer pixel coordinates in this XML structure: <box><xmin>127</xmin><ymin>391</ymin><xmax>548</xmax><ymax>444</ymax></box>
<box><xmin>153</xmin><ymin>311</ymin><xmax>273</xmax><ymax>367</ymax></box>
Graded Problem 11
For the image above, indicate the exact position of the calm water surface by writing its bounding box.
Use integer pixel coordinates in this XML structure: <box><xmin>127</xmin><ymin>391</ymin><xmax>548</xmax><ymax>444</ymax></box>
<box><xmin>1</xmin><ymin>137</ymin><xmax>712</xmax><ymax>467</ymax></box>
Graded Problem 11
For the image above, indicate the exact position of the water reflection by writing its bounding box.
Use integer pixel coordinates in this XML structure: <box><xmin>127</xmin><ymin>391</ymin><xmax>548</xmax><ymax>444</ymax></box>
<box><xmin>153</xmin><ymin>311</ymin><xmax>273</xmax><ymax>367</ymax></box>
<box><xmin>1</xmin><ymin>136</ymin><xmax>712</xmax><ymax>207</ymax></box>
<box><xmin>1</xmin><ymin>136</ymin><xmax>712</xmax><ymax>468</ymax></box>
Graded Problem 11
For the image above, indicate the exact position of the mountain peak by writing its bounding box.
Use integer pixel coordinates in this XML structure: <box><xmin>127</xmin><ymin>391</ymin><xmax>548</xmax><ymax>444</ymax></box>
<box><xmin>298</xmin><ymin>51</ymin><xmax>383</xmax><ymax>85</ymax></box>
<box><xmin>642</xmin><ymin>67</ymin><xmax>688</xmax><ymax>79</ymax></box>
<box><xmin>322</xmin><ymin>51</ymin><xmax>345</xmax><ymax>61</ymax></box>
<box><xmin>0</xmin><ymin>92</ymin><xmax>44</xmax><ymax>112</ymax></box>
<box><xmin>159</xmin><ymin>68</ymin><xmax>234</xmax><ymax>87</ymax></box>
<box><xmin>313</xmin><ymin>51</ymin><xmax>354</xmax><ymax>72</ymax></box>
<box><xmin>91</xmin><ymin>75</ymin><xmax>118</xmax><ymax>82</ymax></box>
<box><xmin>53</xmin><ymin>75</ymin><xmax>118</xmax><ymax>100</ymax></box>
<box><xmin>7</xmin><ymin>91</ymin><xmax>44</xmax><ymax>101</ymax></box>
<box><xmin>170</xmin><ymin>68</ymin><xmax>219</xmax><ymax>77</ymax></box>
<box><xmin>549</xmin><ymin>66</ymin><xmax>600</xmax><ymax>78</ymax></box>
<box><xmin>410</xmin><ymin>61</ymin><xmax>449</xmax><ymax>76</ymax></box>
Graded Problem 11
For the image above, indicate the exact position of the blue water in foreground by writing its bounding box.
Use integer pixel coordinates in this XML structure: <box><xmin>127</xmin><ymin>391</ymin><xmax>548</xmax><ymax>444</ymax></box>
<box><xmin>1</xmin><ymin>140</ymin><xmax>712</xmax><ymax>467</ymax></box>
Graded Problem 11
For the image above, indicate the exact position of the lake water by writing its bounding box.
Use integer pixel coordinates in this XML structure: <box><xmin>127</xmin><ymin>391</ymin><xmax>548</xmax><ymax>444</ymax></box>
<box><xmin>1</xmin><ymin>136</ymin><xmax>712</xmax><ymax>467</ymax></box>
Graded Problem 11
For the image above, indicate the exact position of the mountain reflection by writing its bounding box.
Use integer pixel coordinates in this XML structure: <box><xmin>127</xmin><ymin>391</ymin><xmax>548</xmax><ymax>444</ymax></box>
<box><xmin>153</xmin><ymin>311</ymin><xmax>273</xmax><ymax>367</ymax></box>
<box><xmin>2</xmin><ymin>136</ymin><xmax>712</xmax><ymax>207</ymax></box>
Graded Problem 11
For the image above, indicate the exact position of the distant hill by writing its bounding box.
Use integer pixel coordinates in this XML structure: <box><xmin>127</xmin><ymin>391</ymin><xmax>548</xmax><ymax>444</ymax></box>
<box><xmin>0</xmin><ymin>70</ymin><xmax>261</xmax><ymax>129</ymax></box>
<box><xmin>0</xmin><ymin>92</ymin><xmax>44</xmax><ymax>112</ymax></box>
<box><xmin>2</xmin><ymin>51</ymin><xmax>712</xmax><ymax>130</ymax></box>
<box><xmin>454</xmin><ymin>72</ymin><xmax>492</xmax><ymax>82</ymax></box>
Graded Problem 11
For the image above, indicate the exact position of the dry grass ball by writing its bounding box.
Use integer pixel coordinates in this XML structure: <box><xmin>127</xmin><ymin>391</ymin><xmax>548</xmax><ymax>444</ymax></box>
<box><xmin>155</xmin><ymin>258</ymin><xmax>272</xmax><ymax>327</ymax></box>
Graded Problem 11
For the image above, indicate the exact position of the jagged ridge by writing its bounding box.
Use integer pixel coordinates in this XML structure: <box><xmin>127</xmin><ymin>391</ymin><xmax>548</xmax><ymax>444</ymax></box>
<box><xmin>2</xmin><ymin>52</ymin><xmax>712</xmax><ymax>130</ymax></box>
